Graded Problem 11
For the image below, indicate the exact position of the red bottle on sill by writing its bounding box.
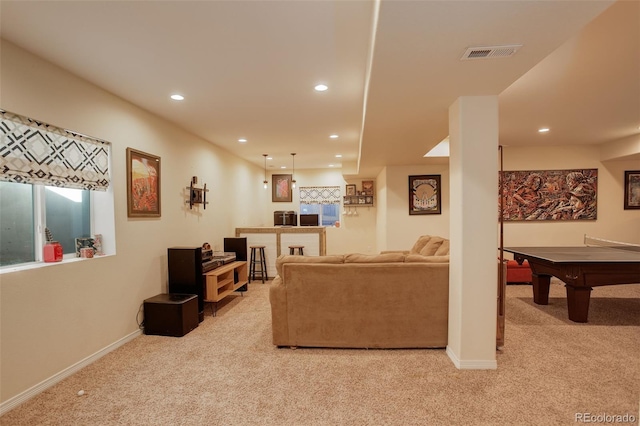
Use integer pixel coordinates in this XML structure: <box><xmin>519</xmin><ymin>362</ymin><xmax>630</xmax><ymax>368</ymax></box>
<box><xmin>43</xmin><ymin>241</ymin><xmax>63</xmax><ymax>262</ymax></box>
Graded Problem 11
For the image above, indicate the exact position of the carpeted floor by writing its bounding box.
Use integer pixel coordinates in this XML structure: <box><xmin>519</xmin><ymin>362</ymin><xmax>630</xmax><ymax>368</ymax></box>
<box><xmin>2</xmin><ymin>279</ymin><xmax>639</xmax><ymax>425</ymax></box>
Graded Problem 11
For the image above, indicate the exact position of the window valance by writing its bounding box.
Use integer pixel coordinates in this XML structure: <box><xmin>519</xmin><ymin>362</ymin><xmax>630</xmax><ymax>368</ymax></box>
<box><xmin>299</xmin><ymin>186</ymin><xmax>341</xmax><ymax>204</ymax></box>
<box><xmin>0</xmin><ymin>110</ymin><xmax>111</xmax><ymax>191</ymax></box>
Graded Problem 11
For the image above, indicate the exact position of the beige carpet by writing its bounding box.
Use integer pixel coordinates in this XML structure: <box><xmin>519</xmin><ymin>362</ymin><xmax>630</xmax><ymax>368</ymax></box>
<box><xmin>2</xmin><ymin>280</ymin><xmax>639</xmax><ymax>426</ymax></box>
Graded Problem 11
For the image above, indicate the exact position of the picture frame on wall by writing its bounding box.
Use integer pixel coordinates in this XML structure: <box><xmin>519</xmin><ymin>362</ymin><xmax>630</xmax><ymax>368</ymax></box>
<box><xmin>345</xmin><ymin>184</ymin><xmax>357</xmax><ymax>196</ymax></box>
<box><xmin>500</xmin><ymin>168</ymin><xmax>598</xmax><ymax>221</ymax></box>
<box><xmin>126</xmin><ymin>148</ymin><xmax>161</xmax><ymax>217</ymax></box>
<box><xmin>362</xmin><ymin>180</ymin><xmax>374</xmax><ymax>195</ymax></box>
<box><xmin>272</xmin><ymin>174</ymin><xmax>292</xmax><ymax>202</ymax></box>
<box><xmin>624</xmin><ymin>170</ymin><xmax>640</xmax><ymax>210</ymax></box>
<box><xmin>409</xmin><ymin>175</ymin><xmax>441</xmax><ymax>215</ymax></box>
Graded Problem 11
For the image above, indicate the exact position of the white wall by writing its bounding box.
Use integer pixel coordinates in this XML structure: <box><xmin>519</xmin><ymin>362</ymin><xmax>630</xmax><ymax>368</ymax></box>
<box><xmin>2</xmin><ymin>37</ymin><xmax>638</xmax><ymax>406</ymax></box>
<box><xmin>0</xmin><ymin>40</ymin><xmax>269</xmax><ymax>403</ymax></box>
<box><xmin>376</xmin><ymin>164</ymin><xmax>450</xmax><ymax>252</ymax></box>
<box><xmin>256</xmin><ymin>168</ymin><xmax>378</xmax><ymax>255</ymax></box>
<box><xmin>373</xmin><ymin>148</ymin><xmax>638</xmax><ymax>254</ymax></box>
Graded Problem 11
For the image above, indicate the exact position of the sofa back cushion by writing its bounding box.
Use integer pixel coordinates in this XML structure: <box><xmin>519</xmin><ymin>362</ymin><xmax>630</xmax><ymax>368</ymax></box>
<box><xmin>410</xmin><ymin>235</ymin><xmax>450</xmax><ymax>256</ymax></box>
<box><xmin>275</xmin><ymin>254</ymin><xmax>344</xmax><ymax>277</ymax></box>
<box><xmin>344</xmin><ymin>253</ymin><xmax>406</xmax><ymax>263</ymax></box>
<box><xmin>410</xmin><ymin>235</ymin><xmax>432</xmax><ymax>254</ymax></box>
<box><xmin>405</xmin><ymin>254</ymin><xmax>450</xmax><ymax>263</ymax></box>
<box><xmin>434</xmin><ymin>239</ymin><xmax>450</xmax><ymax>256</ymax></box>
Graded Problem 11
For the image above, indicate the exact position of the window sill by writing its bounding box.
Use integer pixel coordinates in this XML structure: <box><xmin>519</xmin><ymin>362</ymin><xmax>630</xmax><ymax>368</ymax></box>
<box><xmin>0</xmin><ymin>254</ymin><xmax>113</xmax><ymax>275</ymax></box>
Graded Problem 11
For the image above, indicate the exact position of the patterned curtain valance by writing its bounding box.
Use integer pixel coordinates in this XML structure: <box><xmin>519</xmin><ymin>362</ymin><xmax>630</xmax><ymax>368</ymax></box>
<box><xmin>299</xmin><ymin>186</ymin><xmax>341</xmax><ymax>204</ymax></box>
<box><xmin>0</xmin><ymin>110</ymin><xmax>111</xmax><ymax>191</ymax></box>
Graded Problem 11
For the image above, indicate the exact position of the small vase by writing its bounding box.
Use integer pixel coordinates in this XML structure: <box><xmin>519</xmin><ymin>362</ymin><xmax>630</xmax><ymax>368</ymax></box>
<box><xmin>44</xmin><ymin>241</ymin><xmax>63</xmax><ymax>262</ymax></box>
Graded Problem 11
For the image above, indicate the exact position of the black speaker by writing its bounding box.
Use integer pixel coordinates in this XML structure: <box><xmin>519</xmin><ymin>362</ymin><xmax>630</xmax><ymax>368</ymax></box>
<box><xmin>224</xmin><ymin>237</ymin><xmax>247</xmax><ymax>260</ymax></box>
<box><xmin>224</xmin><ymin>238</ymin><xmax>247</xmax><ymax>291</ymax></box>
<box><xmin>168</xmin><ymin>247</ymin><xmax>205</xmax><ymax>322</ymax></box>
<box><xmin>144</xmin><ymin>293</ymin><xmax>198</xmax><ymax>337</ymax></box>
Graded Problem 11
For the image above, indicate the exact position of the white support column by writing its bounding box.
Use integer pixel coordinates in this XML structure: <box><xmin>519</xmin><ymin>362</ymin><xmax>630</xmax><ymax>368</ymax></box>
<box><xmin>447</xmin><ymin>96</ymin><xmax>499</xmax><ymax>369</ymax></box>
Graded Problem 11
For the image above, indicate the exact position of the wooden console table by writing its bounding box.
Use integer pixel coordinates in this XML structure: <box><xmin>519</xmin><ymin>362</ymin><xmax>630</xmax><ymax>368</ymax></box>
<box><xmin>203</xmin><ymin>261</ymin><xmax>248</xmax><ymax>315</ymax></box>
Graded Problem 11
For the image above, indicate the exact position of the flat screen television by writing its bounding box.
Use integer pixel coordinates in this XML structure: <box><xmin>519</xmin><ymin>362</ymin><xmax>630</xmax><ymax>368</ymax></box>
<box><xmin>300</xmin><ymin>214</ymin><xmax>319</xmax><ymax>226</ymax></box>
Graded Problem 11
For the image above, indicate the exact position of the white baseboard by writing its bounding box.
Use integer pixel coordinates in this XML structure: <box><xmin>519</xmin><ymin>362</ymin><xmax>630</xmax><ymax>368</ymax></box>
<box><xmin>0</xmin><ymin>329</ymin><xmax>142</xmax><ymax>416</ymax></box>
<box><xmin>446</xmin><ymin>345</ymin><xmax>498</xmax><ymax>370</ymax></box>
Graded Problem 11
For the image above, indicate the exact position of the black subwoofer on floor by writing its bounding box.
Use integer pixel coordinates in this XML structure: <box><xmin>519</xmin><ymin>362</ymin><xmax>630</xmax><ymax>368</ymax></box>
<box><xmin>143</xmin><ymin>293</ymin><xmax>198</xmax><ymax>337</ymax></box>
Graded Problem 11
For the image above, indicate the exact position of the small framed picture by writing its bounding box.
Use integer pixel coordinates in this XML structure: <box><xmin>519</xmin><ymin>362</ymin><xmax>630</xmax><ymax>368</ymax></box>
<box><xmin>346</xmin><ymin>184</ymin><xmax>357</xmax><ymax>196</ymax></box>
<box><xmin>272</xmin><ymin>174</ymin><xmax>292</xmax><ymax>202</ymax></box>
<box><xmin>624</xmin><ymin>170</ymin><xmax>640</xmax><ymax>209</ymax></box>
<box><xmin>362</xmin><ymin>180</ymin><xmax>374</xmax><ymax>195</ymax></box>
<box><xmin>75</xmin><ymin>237</ymin><xmax>95</xmax><ymax>257</ymax></box>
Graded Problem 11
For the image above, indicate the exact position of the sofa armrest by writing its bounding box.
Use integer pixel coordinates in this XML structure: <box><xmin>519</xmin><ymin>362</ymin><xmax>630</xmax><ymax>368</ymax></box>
<box><xmin>269</xmin><ymin>276</ymin><xmax>289</xmax><ymax>346</ymax></box>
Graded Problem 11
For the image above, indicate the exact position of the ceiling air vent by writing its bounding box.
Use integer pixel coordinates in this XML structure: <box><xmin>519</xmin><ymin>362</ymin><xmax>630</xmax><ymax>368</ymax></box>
<box><xmin>461</xmin><ymin>44</ymin><xmax>522</xmax><ymax>60</ymax></box>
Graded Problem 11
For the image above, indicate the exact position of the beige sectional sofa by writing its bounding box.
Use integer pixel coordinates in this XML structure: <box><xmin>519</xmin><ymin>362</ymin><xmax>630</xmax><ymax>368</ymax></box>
<box><xmin>269</xmin><ymin>235</ymin><xmax>450</xmax><ymax>349</ymax></box>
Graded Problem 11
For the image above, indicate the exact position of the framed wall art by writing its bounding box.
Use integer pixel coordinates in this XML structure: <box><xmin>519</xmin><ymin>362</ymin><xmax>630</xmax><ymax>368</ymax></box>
<box><xmin>272</xmin><ymin>174</ymin><xmax>292</xmax><ymax>202</ymax></box>
<box><xmin>126</xmin><ymin>148</ymin><xmax>161</xmax><ymax>217</ymax></box>
<box><xmin>500</xmin><ymin>168</ymin><xmax>597</xmax><ymax>221</ymax></box>
<box><xmin>362</xmin><ymin>180</ymin><xmax>374</xmax><ymax>195</ymax></box>
<box><xmin>624</xmin><ymin>170</ymin><xmax>640</xmax><ymax>210</ymax></box>
<box><xmin>345</xmin><ymin>184</ymin><xmax>357</xmax><ymax>196</ymax></box>
<box><xmin>409</xmin><ymin>175</ymin><xmax>441</xmax><ymax>215</ymax></box>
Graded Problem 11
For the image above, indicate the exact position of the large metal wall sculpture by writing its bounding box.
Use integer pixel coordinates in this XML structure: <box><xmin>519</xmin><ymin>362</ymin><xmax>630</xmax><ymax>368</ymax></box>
<box><xmin>500</xmin><ymin>169</ymin><xmax>598</xmax><ymax>221</ymax></box>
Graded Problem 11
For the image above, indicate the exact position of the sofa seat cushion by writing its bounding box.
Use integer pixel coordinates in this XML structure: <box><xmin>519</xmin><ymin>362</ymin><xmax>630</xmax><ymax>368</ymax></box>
<box><xmin>344</xmin><ymin>253</ymin><xmax>406</xmax><ymax>263</ymax></box>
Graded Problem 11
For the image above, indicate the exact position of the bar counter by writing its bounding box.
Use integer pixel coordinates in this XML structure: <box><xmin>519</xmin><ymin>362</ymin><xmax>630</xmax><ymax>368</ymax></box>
<box><xmin>235</xmin><ymin>226</ymin><xmax>326</xmax><ymax>278</ymax></box>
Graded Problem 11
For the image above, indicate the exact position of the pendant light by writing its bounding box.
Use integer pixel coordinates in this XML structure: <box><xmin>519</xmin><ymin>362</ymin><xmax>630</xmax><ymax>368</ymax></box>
<box><xmin>291</xmin><ymin>153</ymin><xmax>297</xmax><ymax>189</ymax></box>
<box><xmin>263</xmin><ymin>154</ymin><xmax>268</xmax><ymax>189</ymax></box>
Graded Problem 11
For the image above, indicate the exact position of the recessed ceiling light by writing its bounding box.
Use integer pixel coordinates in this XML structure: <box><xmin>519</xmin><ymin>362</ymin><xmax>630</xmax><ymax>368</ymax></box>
<box><xmin>170</xmin><ymin>94</ymin><xmax>184</xmax><ymax>101</ymax></box>
<box><xmin>314</xmin><ymin>84</ymin><xmax>328</xmax><ymax>92</ymax></box>
<box><xmin>335</xmin><ymin>154</ymin><xmax>342</xmax><ymax>158</ymax></box>
<box><xmin>538</xmin><ymin>128</ymin><xmax>550</xmax><ymax>133</ymax></box>
<box><xmin>280</xmin><ymin>166</ymin><xmax>286</xmax><ymax>169</ymax></box>
<box><xmin>328</xmin><ymin>164</ymin><xmax>335</xmax><ymax>167</ymax></box>
<box><xmin>329</xmin><ymin>134</ymin><xmax>339</xmax><ymax>139</ymax></box>
<box><xmin>238</xmin><ymin>138</ymin><xmax>247</xmax><ymax>143</ymax></box>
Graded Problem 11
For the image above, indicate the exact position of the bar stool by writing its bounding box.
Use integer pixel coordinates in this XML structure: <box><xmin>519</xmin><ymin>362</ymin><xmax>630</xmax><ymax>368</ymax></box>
<box><xmin>289</xmin><ymin>245</ymin><xmax>305</xmax><ymax>255</ymax></box>
<box><xmin>249</xmin><ymin>245</ymin><xmax>268</xmax><ymax>283</ymax></box>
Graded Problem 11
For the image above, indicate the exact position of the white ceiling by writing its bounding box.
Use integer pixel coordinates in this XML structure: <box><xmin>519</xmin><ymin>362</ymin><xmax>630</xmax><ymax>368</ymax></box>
<box><xmin>1</xmin><ymin>0</ymin><xmax>638</xmax><ymax>177</ymax></box>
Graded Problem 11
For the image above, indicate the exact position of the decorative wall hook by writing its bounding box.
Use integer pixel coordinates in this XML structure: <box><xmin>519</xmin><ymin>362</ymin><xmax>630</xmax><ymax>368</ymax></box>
<box><xmin>186</xmin><ymin>177</ymin><xmax>209</xmax><ymax>209</ymax></box>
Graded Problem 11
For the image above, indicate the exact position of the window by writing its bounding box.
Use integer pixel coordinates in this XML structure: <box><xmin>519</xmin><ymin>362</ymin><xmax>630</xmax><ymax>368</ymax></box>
<box><xmin>44</xmin><ymin>186</ymin><xmax>91</xmax><ymax>256</ymax></box>
<box><xmin>0</xmin><ymin>110</ymin><xmax>113</xmax><ymax>269</ymax></box>
<box><xmin>0</xmin><ymin>181</ymin><xmax>35</xmax><ymax>265</ymax></box>
<box><xmin>300</xmin><ymin>203</ymin><xmax>339</xmax><ymax>226</ymax></box>
<box><xmin>299</xmin><ymin>186</ymin><xmax>341</xmax><ymax>226</ymax></box>
<box><xmin>0</xmin><ymin>182</ymin><xmax>91</xmax><ymax>267</ymax></box>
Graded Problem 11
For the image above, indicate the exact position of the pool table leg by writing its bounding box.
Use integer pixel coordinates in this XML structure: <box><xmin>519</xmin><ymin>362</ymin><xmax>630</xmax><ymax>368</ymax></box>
<box><xmin>565</xmin><ymin>285</ymin><xmax>591</xmax><ymax>323</ymax></box>
<box><xmin>532</xmin><ymin>273</ymin><xmax>550</xmax><ymax>305</ymax></box>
